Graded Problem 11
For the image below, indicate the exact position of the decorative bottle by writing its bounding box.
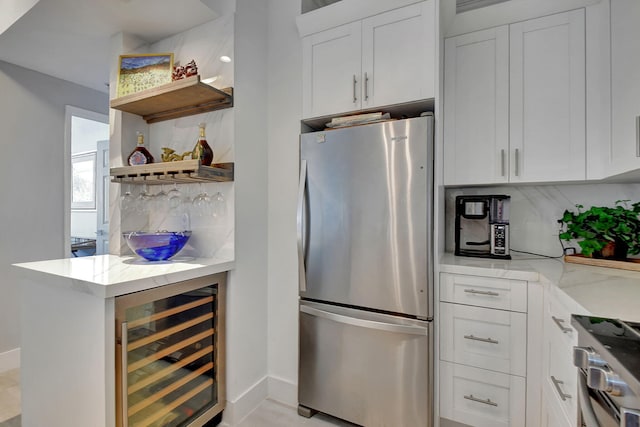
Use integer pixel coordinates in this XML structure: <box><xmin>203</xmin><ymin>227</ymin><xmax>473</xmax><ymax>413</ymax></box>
<box><xmin>192</xmin><ymin>123</ymin><xmax>213</xmax><ymax>166</ymax></box>
<box><xmin>128</xmin><ymin>132</ymin><xmax>154</xmax><ymax>166</ymax></box>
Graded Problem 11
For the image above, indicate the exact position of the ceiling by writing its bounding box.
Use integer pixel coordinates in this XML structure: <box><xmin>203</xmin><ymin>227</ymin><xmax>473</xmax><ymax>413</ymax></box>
<box><xmin>0</xmin><ymin>0</ymin><xmax>225</xmax><ymax>93</ymax></box>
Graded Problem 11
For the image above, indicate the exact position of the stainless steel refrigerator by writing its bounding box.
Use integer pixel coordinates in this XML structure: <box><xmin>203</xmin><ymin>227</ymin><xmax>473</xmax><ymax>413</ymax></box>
<box><xmin>297</xmin><ymin>115</ymin><xmax>434</xmax><ymax>427</ymax></box>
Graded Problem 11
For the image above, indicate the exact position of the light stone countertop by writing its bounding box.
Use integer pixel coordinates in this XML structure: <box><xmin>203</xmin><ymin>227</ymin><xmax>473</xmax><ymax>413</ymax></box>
<box><xmin>13</xmin><ymin>253</ymin><xmax>235</xmax><ymax>299</ymax></box>
<box><xmin>440</xmin><ymin>252</ymin><xmax>640</xmax><ymax>322</ymax></box>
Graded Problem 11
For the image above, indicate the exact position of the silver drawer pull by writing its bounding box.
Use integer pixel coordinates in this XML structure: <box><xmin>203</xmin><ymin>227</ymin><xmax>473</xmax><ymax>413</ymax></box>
<box><xmin>464</xmin><ymin>288</ymin><xmax>500</xmax><ymax>297</ymax></box>
<box><xmin>551</xmin><ymin>376</ymin><xmax>572</xmax><ymax>401</ymax></box>
<box><xmin>552</xmin><ymin>316</ymin><xmax>572</xmax><ymax>333</ymax></box>
<box><xmin>464</xmin><ymin>394</ymin><xmax>498</xmax><ymax>407</ymax></box>
<box><xmin>464</xmin><ymin>334</ymin><xmax>499</xmax><ymax>344</ymax></box>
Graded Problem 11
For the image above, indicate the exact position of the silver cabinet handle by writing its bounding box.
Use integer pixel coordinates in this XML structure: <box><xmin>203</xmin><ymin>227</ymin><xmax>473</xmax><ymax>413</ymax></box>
<box><xmin>300</xmin><ymin>304</ymin><xmax>428</xmax><ymax>336</ymax></box>
<box><xmin>297</xmin><ymin>160</ymin><xmax>308</xmax><ymax>293</ymax></box>
<box><xmin>464</xmin><ymin>334</ymin><xmax>499</xmax><ymax>344</ymax></box>
<box><xmin>514</xmin><ymin>148</ymin><xmax>520</xmax><ymax>176</ymax></box>
<box><xmin>353</xmin><ymin>74</ymin><xmax>357</xmax><ymax>103</ymax></box>
<box><xmin>636</xmin><ymin>116</ymin><xmax>640</xmax><ymax>157</ymax></box>
<box><xmin>501</xmin><ymin>149</ymin><xmax>506</xmax><ymax>176</ymax></box>
<box><xmin>464</xmin><ymin>394</ymin><xmax>498</xmax><ymax>407</ymax></box>
<box><xmin>464</xmin><ymin>288</ymin><xmax>500</xmax><ymax>297</ymax></box>
<box><xmin>552</xmin><ymin>316</ymin><xmax>572</xmax><ymax>333</ymax></box>
<box><xmin>121</xmin><ymin>321</ymin><xmax>129</xmax><ymax>427</ymax></box>
<box><xmin>551</xmin><ymin>376</ymin><xmax>572</xmax><ymax>401</ymax></box>
<box><xmin>364</xmin><ymin>72</ymin><xmax>369</xmax><ymax>101</ymax></box>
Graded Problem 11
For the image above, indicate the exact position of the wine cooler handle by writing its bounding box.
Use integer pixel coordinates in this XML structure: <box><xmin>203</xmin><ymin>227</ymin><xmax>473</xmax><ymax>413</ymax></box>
<box><xmin>121</xmin><ymin>321</ymin><xmax>129</xmax><ymax>427</ymax></box>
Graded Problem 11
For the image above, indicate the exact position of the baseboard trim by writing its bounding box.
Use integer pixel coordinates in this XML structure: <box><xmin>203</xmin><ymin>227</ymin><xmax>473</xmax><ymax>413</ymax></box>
<box><xmin>0</xmin><ymin>348</ymin><xmax>20</xmax><ymax>374</ymax></box>
<box><xmin>267</xmin><ymin>375</ymin><xmax>297</xmax><ymax>408</ymax></box>
<box><xmin>221</xmin><ymin>376</ymin><xmax>268</xmax><ymax>426</ymax></box>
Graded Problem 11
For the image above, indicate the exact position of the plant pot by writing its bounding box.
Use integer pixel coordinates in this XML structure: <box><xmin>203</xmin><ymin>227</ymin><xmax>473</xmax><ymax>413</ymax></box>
<box><xmin>593</xmin><ymin>240</ymin><xmax>629</xmax><ymax>260</ymax></box>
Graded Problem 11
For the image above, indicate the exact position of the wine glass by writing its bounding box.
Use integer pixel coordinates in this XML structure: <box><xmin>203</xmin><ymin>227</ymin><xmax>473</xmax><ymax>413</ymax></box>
<box><xmin>136</xmin><ymin>185</ymin><xmax>152</xmax><ymax>214</ymax></box>
<box><xmin>167</xmin><ymin>183</ymin><xmax>184</xmax><ymax>217</ymax></box>
<box><xmin>192</xmin><ymin>184</ymin><xmax>212</xmax><ymax>217</ymax></box>
<box><xmin>212</xmin><ymin>191</ymin><xmax>226</xmax><ymax>218</ymax></box>
<box><xmin>120</xmin><ymin>185</ymin><xmax>135</xmax><ymax>213</ymax></box>
<box><xmin>153</xmin><ymin>185</ymin><xmax>169</xmax><ymax>211</ymax></box>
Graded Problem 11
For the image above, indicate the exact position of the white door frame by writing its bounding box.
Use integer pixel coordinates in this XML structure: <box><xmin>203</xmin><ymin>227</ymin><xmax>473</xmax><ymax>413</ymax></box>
<box><xmin>64</xmin><ymin>105</ymin><xmax>109</xmax><ymax>257</ymax></box>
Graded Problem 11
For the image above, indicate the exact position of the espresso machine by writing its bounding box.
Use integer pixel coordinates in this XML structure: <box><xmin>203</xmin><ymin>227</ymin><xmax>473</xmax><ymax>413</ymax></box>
<box><xmin>454</xmin><ymin>195</ymin><xmax>511</xmax><ymax>259</ymax></box>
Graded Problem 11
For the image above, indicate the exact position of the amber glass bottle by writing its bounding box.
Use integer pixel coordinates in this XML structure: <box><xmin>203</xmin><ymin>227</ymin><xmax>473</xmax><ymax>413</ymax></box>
<box><xmin>192</xmin><ymin>123</ymin><xmax>213</xmax><ymax>166</ymax></box>
<box><xmin>128</xmin><ymin>132</ymin><xmax>154</xmax><ymax>166</ymax></box>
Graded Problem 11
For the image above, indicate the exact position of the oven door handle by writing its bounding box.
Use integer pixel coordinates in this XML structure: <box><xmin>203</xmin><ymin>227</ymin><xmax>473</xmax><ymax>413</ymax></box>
<box><xmin>578</xmin><ymin>372</ymin><xmax>601</xmax><ymax>427</ymax></box>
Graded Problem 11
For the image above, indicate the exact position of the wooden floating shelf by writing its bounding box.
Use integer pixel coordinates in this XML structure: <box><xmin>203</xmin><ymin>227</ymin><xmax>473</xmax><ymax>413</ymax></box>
<box><xmin>110</xmin><ymin>160</ymin><xmax>234</xmax><ymax>185</ymax></box>
<box><xmin>110</xmin><ymin>75</ymin><xmax>233</xmax><ymax>124</ymax></box>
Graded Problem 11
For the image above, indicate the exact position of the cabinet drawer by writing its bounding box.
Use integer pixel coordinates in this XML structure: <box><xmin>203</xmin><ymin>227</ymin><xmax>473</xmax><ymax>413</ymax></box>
<box><xmin>440</xmin><ymin>361</ymin><xmax>526</xmax><ymax>427</ymax></box>
<box><xmin>546</xmin><ymin>295</ymin><xmax>578</xmax><ymax>351</ymax></box>
<box><xmin>440</xmin><ymin>302</ymin><xmax>527</xmax><ymax>376</ymax></box>
<box><xmin>543</xmin><ymin>314</ymin><xmax>578</xmax><ymax>421</ymax></box>
<box><xmin>440</xmin><ymin>273</ymin><xmax>527</xmax><ymax>312</ymax></box>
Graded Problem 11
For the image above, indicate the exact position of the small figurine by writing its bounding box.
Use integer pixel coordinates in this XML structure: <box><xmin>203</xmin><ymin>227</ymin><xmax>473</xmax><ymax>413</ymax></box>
<box><xmin>161</xmin><ymin>147</ymin><xmax>192</xmax><ymax>162</ymax></box>
<box><xmin>172</xmin><ymin>59</ymin><xmax>198</xmax><ymax>80</ymax></box>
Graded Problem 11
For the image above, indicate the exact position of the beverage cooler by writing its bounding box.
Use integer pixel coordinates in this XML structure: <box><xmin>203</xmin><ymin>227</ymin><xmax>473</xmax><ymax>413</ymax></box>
<box><xmin>115</xmin><ymin>275</ymin><xmax>226</xmax><ymax>427</ymax></box>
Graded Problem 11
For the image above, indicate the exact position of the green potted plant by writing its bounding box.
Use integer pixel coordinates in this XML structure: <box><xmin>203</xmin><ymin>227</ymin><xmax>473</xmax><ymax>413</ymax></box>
<box><xmin>559</xmin><ymin>200</ymin><xmax>640</xmax><ymax>260</ymax></box>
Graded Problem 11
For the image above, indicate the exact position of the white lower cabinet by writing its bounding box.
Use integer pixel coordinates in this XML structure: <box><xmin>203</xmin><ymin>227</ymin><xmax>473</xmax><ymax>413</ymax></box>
<box><xmin>440</xmin><ymin>361</ymin><xmax>526</xmax><ymax>427</ymax></box>
<box><xmin>440</xmin><ymin>303</ymin><xmax>527</xmax><ymax>377</ymax></box>
<box><xmin>540</xmin><ymin>285</ymin><xmax>585</xmax><ymax>426</ymax></box>
<box><xmin>439</xmin><ymin>272</ymin><xmax>538</xmax><ymax>427</ymax></box>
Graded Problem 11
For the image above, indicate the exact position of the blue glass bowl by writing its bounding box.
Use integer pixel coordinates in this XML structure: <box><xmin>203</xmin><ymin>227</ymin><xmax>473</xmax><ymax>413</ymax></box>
<box><xmin>123</xmin><ymin>231</ymin><xmax>192</xmax><ymax>261</ymax></box>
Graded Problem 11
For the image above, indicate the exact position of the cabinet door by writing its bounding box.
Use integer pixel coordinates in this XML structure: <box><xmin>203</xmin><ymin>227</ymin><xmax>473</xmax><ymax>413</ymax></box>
<box><xmin>361</xmin><ymin>1</ymin><xmax>435</xmax><ymax>109</ymax></box>
<box><xmin>610</xmin><ymin>0</ymin><xmax>640</xmax><ymax>175</ymax></box>
<box><xmin>510</xmin><ymin>10</ymin><xmax>586</xmax><ymax>182</ymax></box>
<box><xmin>443</xmin><ymin>26</ymin><xmax>509</xmax><ymax>185</ymax></box>
<box><xmin>302</xmin><ymin>22</ymin><xmax>362</xmax><ymax>119</ymax></box>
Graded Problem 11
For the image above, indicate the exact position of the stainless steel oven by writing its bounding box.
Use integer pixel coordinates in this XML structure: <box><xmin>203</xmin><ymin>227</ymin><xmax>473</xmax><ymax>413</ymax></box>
<box><xmin>572</xmin><ymin>315</ymin><xmax>640</xmax><ymax>427</ymax></box>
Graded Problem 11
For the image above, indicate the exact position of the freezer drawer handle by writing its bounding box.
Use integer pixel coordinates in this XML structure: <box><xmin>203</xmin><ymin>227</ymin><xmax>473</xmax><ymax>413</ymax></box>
<box><xmin>463</xmin><ymin>394</ymin><xmax>498</xmax><ymax>407</ymax></box>
<box><xmin>464</xmin><ymin>288</ymin><xmax>500</xmax><ymax>297</ymax></box>
<box><xmin>551</xmin><ymin>376</ymin><xmax>572</xmax><ymax>401</ymax></box>
<box><xmin>297</xmin><ymin>160</ymin><xmax>308</xmax><ymax>292</ymax></box>
<box><xmin>300</xmin><ymin>304</ymin><xmax>428</xmax><ymax>336</ymax></box>
<box><xmin>464</xmin><ymin>334</ymin><xmax>499</xmax><ymax>345</ymax></box>
<box><xmin>551</xmin><ymin>316</ymin><xmax>572</xmax><ymax>334</ymax></box>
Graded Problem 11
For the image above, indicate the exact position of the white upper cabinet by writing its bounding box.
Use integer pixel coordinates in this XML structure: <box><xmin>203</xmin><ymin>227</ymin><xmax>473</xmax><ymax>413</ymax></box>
<box><xmin>510</xmin><ymin>10</ymin><xmax>586</xmax><ymax>183</ymax></box>
<box><xmin>443</xmin><ymin>26</ymin><xmax>509</xmax><ymax>185</ymax></box>
<box><xmin>610</xmin><ymin>0</ymin><xmax>640</xmax><ymax>175</ymax></box>
<box><xmin>361</xmin><ymin>3</ymin><xmax>435</xmax><ymax>109</ymax></box>
<box><xmin>302</xmin><ymin>1</ymin><xmax>435</xmax><ymax>119</ymax></box>
<box><xmin>302</xmin><ymin>22</ymin><xmax>362</xmax><ymax>119</ymax></box>
<box><xmin>443</xmin><ymin>9</ymin><xmax>586</xmax><ymax>185</ymax></box>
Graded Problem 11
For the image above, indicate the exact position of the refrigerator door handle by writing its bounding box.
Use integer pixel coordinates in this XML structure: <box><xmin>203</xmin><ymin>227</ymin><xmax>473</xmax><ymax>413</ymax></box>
<box><xmin>300</xmin><ymin>304</ymin><xmax>429</xmax><ymax>336</ymax></box>
<box><xmin>297</xmin><ymin>160</ymin><xmax>308</xmax><ymax>292</ymax></box>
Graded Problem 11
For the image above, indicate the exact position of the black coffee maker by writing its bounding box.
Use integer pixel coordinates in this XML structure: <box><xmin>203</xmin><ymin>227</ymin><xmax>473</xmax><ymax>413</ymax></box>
<box><xmin>454</xmin><ymin>195</ymin><xmax>511</xmax><ymax>259</ymax></box>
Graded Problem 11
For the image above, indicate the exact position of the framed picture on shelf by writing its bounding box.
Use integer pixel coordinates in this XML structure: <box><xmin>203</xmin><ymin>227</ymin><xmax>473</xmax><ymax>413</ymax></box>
<box><xmin>71</xmin><ymin>152</ymin><xmax>96</xmax><ymax>210</ymax></box>
<box><xmin>117</xmin><ymin>52</ymin><xmax>174</xmax><ymax>97</ymax></box>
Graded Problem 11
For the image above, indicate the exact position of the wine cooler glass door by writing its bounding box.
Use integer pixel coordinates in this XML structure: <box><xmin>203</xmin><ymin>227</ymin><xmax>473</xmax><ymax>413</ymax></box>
<box><xmin>115</xmin><ymin>275</ymin><xmax>225</xmax><ymax>427</ymax></box>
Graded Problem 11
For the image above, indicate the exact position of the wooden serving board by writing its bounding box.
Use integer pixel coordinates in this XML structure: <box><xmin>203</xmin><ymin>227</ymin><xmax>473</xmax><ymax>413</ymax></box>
<box><xmin>564</xmin><ymin>254</ymin><xmax>640</xmax><ymax>272</ymax></box>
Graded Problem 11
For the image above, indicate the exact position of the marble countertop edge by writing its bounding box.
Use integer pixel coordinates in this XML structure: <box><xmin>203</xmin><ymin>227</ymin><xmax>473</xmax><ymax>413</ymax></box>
<box><xmin>13</xmin><ymin>254</ymin><xmax>235</xmax><ymax>298</ymax></box>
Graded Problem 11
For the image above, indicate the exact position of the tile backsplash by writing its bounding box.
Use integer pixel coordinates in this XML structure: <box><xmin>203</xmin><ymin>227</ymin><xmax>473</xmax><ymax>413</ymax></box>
<box><xmin>445</xmin><ymin>183</ymin><xmax>640</xmax><ymax>256</ymax></box>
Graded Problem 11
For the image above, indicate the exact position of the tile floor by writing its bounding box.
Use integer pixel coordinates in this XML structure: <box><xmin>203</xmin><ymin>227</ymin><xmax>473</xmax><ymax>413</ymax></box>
<box><xmin>0</xmin><ymin>368</ymin><xmax>350</xmax><ymax>427</ymax></box>
<box><xmin>0</xmin><ymin>370</ymin><xmax>19</xmax><ymax>424</ymax></box>
<box><xmin>232</xmin><ymin>400</ymin><xmax>354</xmax><ymax>427</ymax></box>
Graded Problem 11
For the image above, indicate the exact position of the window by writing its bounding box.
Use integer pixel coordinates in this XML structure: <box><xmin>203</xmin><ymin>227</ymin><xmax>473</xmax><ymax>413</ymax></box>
<box><xmin>71</xmin><ymin>152</ymin><xmax>96</xmax><ymax>210</ymax></box>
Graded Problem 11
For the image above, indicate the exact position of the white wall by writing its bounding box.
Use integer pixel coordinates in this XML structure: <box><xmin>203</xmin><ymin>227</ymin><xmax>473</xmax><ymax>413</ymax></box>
<box><xmin>266</xmin><ymin>0</ymin><xmax>303</xmax><ymax>407</ymax></box>
<box><xmin>0</xmin><ymin>60</ymin><xmax>108</xmax><ymax>356</ymax></box>
<box><xmin>223</xmin><ymin>0</ymin><xmax>270</xmax><ymax>422</ymax></box>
